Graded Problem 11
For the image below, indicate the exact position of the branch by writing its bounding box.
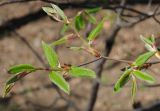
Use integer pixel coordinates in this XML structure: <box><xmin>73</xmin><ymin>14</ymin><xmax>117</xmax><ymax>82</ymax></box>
<box><xmin>0</xmin><ymin>0</ymin><xmax>160</xmax><ymax>38</ymax></box>
<box><xmin>1</xmin><ymin>0</ymin><xmax>160</xmax><ymax>7</ymax></box>
<box><xmin>0</xmin><ymin>0</ymin><xmax>156</xmax><ymax>16</ymax></box>
<box><xmin>86</xmin><ymin>24</ymin><xmax>121</xmax><ymax>111</ymax></box>
<box><xmin>0</xmin><ymin>9</ymin><xmax>46</xmax><ymax>38</ymax></box>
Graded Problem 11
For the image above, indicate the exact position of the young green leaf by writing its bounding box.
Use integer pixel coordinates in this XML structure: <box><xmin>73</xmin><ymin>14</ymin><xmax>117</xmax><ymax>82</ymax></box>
<box><xmin>60</xmin><ymin>24</ymin><xmax>69</xmax><ymax>35</ymax></box>
<box><xmin>42</xmin><ymin>41</ymin><xmax>59</xmax><ymax>68</ymax></box>
<box><xmin>49</xmin><ymin>71</ymin><xmax>70</xmax><ymax>94</ymax></box>
<box><xmin>86</xmin><ymin>7</ymin><xmax>101</xmax><ymax>14</ymax></box>
<box><xmin>133</xmin><ymin>51</ymin><xmax>155</xmax><ymax>66</ymax></box>
<box><xmin>145</xmin><ymin>44</ymin><xmax>155</xmax><ymax>52</ymax></box>
<box><xmin>75</xmin><ymin>14</ymin><xmax>85</xmax><ymax>31</ymax></box>
<box><xmin>133</xmin><ymin>70</ymin><xmax>155</xmax><ymax>84</ymax></box>
<box><xmin>51</xmin><ymin>4</ymin><xmax>68</xmax><ymax>23</ymax></box>
<box><xmin>87</xmin><ymin>17</ymin><xmax>106</xmax><ymax>41</ymax></box>
<box><xmin>140</xmin><ymin>35</ymin><xmax>155</xmax><ymax>45</ymax></box>
<box><xmin>131</xmin><ymin>76</ymin><xmax>137</xmax><ymax>103</ymax></box>
<box><xmin>150</xmin><ymin>35</ymin><xmax>155</xmax><ymax>43</ymax></box>
<box><xmin>42</xmin><ymin>7</ymin><xmax>56</xmax><ymax>16</ymax></box>
<box><xmin>51</xmin><ymin>37</ymin><xmax>66</xmax><ymax>46</ymax></box>
<box><xmin>69</xmin><ymin>66</ymin><xmax>96</xmax><ymax>78</ymax></box>
<box><xmin>68</xmin><ymin>46</ymin><xmax>83</xmax><ymax>51</ymax></box>
<box><xmin>6</xmin><ymin>72</ymin><xmax>29</xmax><ymax>85</ymax></box>
<box><xmin>3</xmin><ymin>83</ymin><xmax>15</xmax><ymax>97</ymax></box>
<box><xmin>50</xmin><ymin>34</ymin><xmax>73</xmax><ymax>46</ymax></box>
<box><xmin>114</xmin><ymin>69</ymin><xmax>132</xmax><ymax>92</ymax></box>
<box><xmin>8</xmin><ymin>64</ymin><xmax>36</xmax><ymax>74</ymax></box>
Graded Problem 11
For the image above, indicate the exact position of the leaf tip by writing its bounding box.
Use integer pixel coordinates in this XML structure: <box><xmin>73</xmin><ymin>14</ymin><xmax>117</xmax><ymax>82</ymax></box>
<box><xmin>113</xmin><ymin>86</ymin><xmax>119</xmax><ymax>93</ymax></box>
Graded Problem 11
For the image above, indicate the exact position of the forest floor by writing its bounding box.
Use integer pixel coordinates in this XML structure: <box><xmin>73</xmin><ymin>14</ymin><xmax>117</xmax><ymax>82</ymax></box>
<box><xmin>0</xmin><ymin>2</ymin><xmax>160</xmax><ymax>111</ymax></box>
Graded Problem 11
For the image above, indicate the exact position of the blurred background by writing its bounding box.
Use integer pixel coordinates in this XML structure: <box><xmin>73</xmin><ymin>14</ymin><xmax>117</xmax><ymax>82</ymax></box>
<box><xmin>0</xmin><ymin>0</ymin><xmax>160</xmax><ymax>111</ymax></box>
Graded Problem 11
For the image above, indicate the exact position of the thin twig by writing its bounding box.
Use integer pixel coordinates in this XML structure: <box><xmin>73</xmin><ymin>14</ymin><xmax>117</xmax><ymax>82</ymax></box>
<box><xmin>77</xmin><ymin>57</ymin><xmax>103</xmax><ymax>67</ymax></box>
<box><xmin>86</xmin><ymin>24</ymin><xmax>121</xmax><ymax>111</ymax></box>
<box><xmin>86</xmin><ymin>1</ymin><xmax>124</xmax><ymax>110</ymax></box>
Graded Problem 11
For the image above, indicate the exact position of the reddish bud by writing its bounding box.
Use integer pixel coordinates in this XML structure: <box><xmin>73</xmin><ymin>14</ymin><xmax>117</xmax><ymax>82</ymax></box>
<box><xmin>84</xmin><ymin>47</ymin><xmax>101</xmax><ymax>57</ymax></box>
<box><xmin>61</xmin><ymin>64</ymin><xmax>71</xmax><ymax>71</ymax></box>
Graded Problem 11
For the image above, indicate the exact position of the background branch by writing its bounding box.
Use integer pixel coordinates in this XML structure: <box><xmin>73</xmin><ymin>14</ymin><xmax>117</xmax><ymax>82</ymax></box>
<box><xmin>86</xmin><ymin>24</ymin><xmax>121</xmax><ymax>111</ymax></box>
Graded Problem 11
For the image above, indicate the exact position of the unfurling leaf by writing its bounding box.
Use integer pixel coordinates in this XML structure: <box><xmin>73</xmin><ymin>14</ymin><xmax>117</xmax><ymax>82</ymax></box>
<box><xmin>68</xmin><ymin>46</ymin><xmax>83</xmax><ymax>51</ymax></box>
<box><xmin>8</xmin><ymin>64</ymin><xmax>36</xmax><ymax>74</ymax></box>
<box><xmin>133</xmin><ymin>51</ymin><xmax>155</xmax><ymax>66</ymax></box>
<box><xmin>75</xmin><ymin>14</ymin><xmax>85</xmax><ymax>31</ymax></box>
<box><xmin>3</xmin><ymin>83</ymin><xmax>15</xmax><ymax>97</ymax></box>
<box><xmin>133</xmin><ymin>70</ymin><xmax>155</xmax><ymax>84</ymax></box>
<box><xmin>6</xmin><ymin>72</ymin><xmax>31</xmax><ymax>85</ymax></box>
<box><xmin>140</xmin><ymin>35</ymin><xmax>154</xmax><ymax>45</ymax></box>
<box><xmin>51</xmin><ymin>4</ymin><xmax>68</xmax><ymax>23</ymax></box>
<box><xmin>69</xmin><ymin>66</ymin><xmax>96</xmax><ymax>78</ymax></box>
<box><xmin>49</xmin><ymin>71</ymin><xmax>70</xmax><ymax>94</ymax></box>
<box><xmin>42</xmin><ymin>7</ymin><xmax>56</xmax><ymax>16</ymax></box>
<box><xmin>5</xmin><ymin>65</ymin><xmax>35</xmax><ymax>97</ymax></box>
<box><xmin>87</xmin><ymin>17</ymin><xmax>106</xmax><ymax>41</ymax></box>
<box><xmin>4</xmin><ymin>71</ymin><xmax>31</xmax><ymax>97</ymax></box>
<box><xmin>42</xmin><ymin>4</ymin><xmax>69</xmax><ymax>23</ymax></box>
<box><xmin>114</xmin><ymin>69</ymin><xmax>132</xmax><ymax>92</ymax></box>
<box><xmin>131</xmin><ymin>76</ymin><xmax>137</xmax><ymax>103</ymax></box>
<box><xmin>50</xmin><ymin>34</ymin><xmax>74</xmax><ymax>46</ymax></box>
<box><xmin>145</xmin><ymin>44</ymin><xmax>155</xmax><ymax>52</ymax></box>
<box><xmin>42</xmin><ymin>41</ymin><xmax>59</xmax><ymax>68</ymax></box>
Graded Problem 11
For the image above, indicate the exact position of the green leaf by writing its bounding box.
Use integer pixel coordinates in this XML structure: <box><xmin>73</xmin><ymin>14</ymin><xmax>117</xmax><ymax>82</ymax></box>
<box><xmin>68</xmin><ymin>46</ymin><xmax>83</xmax><ymax>51</ymax></box>
<box><xmin>150</xmin><ymin>35</ymin><xmax>155</xmax><ymax>43</ymax></box>
<box><xmin>60</xmin><ymin>24</ymin><xmax>69</xmax><ymax>35</ymax></box>
<box><xmin>140</xmin><ymin>35</ymin><xmax>154</xmax><ymax>45</ymax></box>
<box><xmin>51</xmin><ymin>4</ymin><xmax>68</xmax><ymax>23</ymax></box>
<box><xmin>49</xmin><ymin>71</ymin><xmax>70</xmax><ymax>94</ymax></box>
<box><xmin>3</xmin><ymin>83</ymin><xmax>15</xmax><ymax>97</ymax></box>
<box><xmin>51</xmin><ymin>37</ymin><xmax>66</xmax><ymax>46</ymax></box>
<box><xmin>42</xmin><ymin>41</ymin><xmax>59</xmax><ymax>68</ymax></box>
<box><xmin>6</xmin><ymin>72</ymin><xmax>29</xmax><ymax>85</ymax></box>
<box><xmin>50</xmin><ymin>34</ymin><xmax>73</xmax><ymax>46</ymax></box>
<box><xmin>133</xmin><ymin>70</ymin><xmax>155</xmax><ymax>84</ymax></box>
<box><xmin>84</xmin><ymin>11</ymin><xmax>97</xmax><ymax>24</ymax></box>
<box><xmin>131</xmin><ymin>76</ymin><xmax>137</xmax><ymax>103</ymax></box>
<box><xmin>133</xmin><ymin>51</ymin><xmax>155</xmax><ymax>66</ymax></box>
<box><xmin>75</xmin><ymin>14</ymin><xmax>85</xmax><ymax>31</ymax></box>
<box><xmin>42</xmin><ymin>7</ymin><xmax>56</xmax><ymax>16</ymax></box>
<box><xmin>114</xmin><ymin>69</ymin><xmax>132</xmax><ymax>92</ymax></box>
<box><xmin>145</xmin><ymin>44</ymin><xmax>155</xmax><ymax>52</ymax></box>
<box><xmin>87</xmin><ymin>17</ymin><xmax>106</xmax><ymax>41</ymax></box>
<box><xmin>69</xmin><ymin>66</ymin><xmax>96</xmax><ymax>78</ymax></box>
<box><xmin>8</xmin><ymin>64</ymin><xmax>36</xmax><ymax>74</ymax></box>
<box><xmin>86</xmin><ymin>7</ymin><xmax>101</xmax><ymax>14</ymax></box>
